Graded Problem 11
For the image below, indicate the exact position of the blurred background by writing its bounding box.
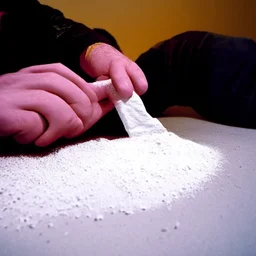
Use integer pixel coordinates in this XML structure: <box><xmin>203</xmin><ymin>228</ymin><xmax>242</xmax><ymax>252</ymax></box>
<box><xmin>41</xmin><ymin>0</ymin><xmax>255</xmax><ymax>60</ymax></box>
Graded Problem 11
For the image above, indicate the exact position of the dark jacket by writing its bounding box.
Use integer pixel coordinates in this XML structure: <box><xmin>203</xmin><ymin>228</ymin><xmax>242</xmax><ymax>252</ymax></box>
<box><xmin>0</xmin><ymin>0</ymin><xmax>116</xmax><ymax>80</ymax></box>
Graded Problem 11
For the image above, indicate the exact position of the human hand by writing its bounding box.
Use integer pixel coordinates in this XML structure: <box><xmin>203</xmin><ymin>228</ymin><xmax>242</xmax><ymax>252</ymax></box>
<box><xmin>80</xmin><ymin>43</ymin><xmax>148</xmax><ymax>99</ymax></box>
<box><xmin>0</xmin><ymin>63</ymin><xmax>114</xmax><ymax>147</ymax></box>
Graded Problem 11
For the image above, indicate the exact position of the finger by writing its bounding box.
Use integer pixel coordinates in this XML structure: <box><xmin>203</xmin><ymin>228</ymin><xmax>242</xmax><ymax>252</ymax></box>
<box><xmin>126</xmin><ymin>62</ymin><xmax>148</xmax><ymax>95</ymax></box>
<box><xmin>22</xmin><ymin>73</ymin><xmax>93</xmax><ymax>125</ymax></box>
<box><xmin>96</xmin><ymin>75</ymin><xmax>110</xmax><ymax>81</ymax></box>
<box><xmin>20</xmin><ymin>63</ymin><xmax>97</xmax><ymax>102</ymax></box>
<box><xmin>17</xmin><ymin>90</ymin><xmax>84</xmax><ymax>147</ymax></box>
<box><xmin>99</xmin><ymin>100</ymin><xmax>115</xmax><ymax>116</ymax></box>
<box><xmin>0</xmin><ymin>109</ymin><xmax>46</xmax><ymax>140</ymax></box>
<box><xmin>13</xmin><ymin>110</ymin><xmax>47</xmax><ymax>144</ymax></box>
<box><xmin>84</xmin><ymin>99</ymin><xmax>114</xmax><ymax>130</ymax></box>
<box><xmin>109</xmin><ymin>59</ymin><xmax>133</xmax><ymax>99</ymax></box>
<box><xmin>38</xmin><ymin>114</ymin><xmax>83</xmax><ymax>143</ymax></box>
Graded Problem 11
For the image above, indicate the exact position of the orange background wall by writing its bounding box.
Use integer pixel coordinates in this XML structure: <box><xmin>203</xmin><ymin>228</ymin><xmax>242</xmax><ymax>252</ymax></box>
<box><xmin>41</xmin><ymin>0</ymin><xmax>256</xmax><ymax>60</ymax></box>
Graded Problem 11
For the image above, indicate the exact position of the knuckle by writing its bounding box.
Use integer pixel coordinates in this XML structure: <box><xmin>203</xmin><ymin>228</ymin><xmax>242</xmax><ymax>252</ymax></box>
<box><xmin>18</xmin><ymin>66</ymin><xmax>29</xmax><ymax>73</ymax></box>
<box><xmin>32</xmin><ymin>90</ymin><xmax>48</xmax><ymax>103</ymax></box>
<box><xmin>63</xmin><ymin>114</ymin><xmax>84</xmax><ymax>138</ymax></box>
<box><xmin>126</xmin><ymin>60</ymin><xmax>137</xmax><ymax>70</ymax></box>
<box><xmin>111</xmin><ymin>57</ymin><xmax>125</xmax><ymax>67</ymax></box>
<box><xmin>43</xmin><ymin>72</ymin><xmax>61</xmax><ymax>85</ymax></box>
<box><xmin>66</xmin><ymin>115</ymin><xmax>84</xmax><ymax>132</ymax></box>
<box><xmin>46</xmin><ymin>71</ymin><xmax>59</xmax><ymax>80</ymax></box>
<box><xmin>11</xmin><ymin>112</ymin><xmax>28</xmax><ymax>132</ymax></box>
<box><xmin>0</xmin><ymin>113</ymin><xmax>15</xmax><ymax>136</ymax></box>
<box><xmin>0</xmin><ymin>73</ymin><xmax>19</xmax><ymax>87</ymax></box>
<box><xmin>54</xmin><ymin>62</ymin><xmax>65</xmax><ymax>69</ymax></box>
<box><xmin>77</xmin><ymin>103</ymin><xmax>93</xmax><ymax>123</ymax></box>
<box><xmin>128</xmin><ymin>61</ymin><xmax>137</xmax><ymax>68</ymax></box>
<box><xmin>81</xmin><ymin>85</ymin><xmax>98</xmax><ymax>103</ymax></box>
<box><xmin>47</xmin><ymin>63</ymin><xmax>67</xmax><ymax>75</ymax></box>
<box><xmin>11</xmin><ymin>112</ymin><xmax>44</xmax><ymax>144</ymax></box>
<box><xmin>130</xmin><ymin>62</ymin><xmax>142</xmax><ymax>75</ymax></box>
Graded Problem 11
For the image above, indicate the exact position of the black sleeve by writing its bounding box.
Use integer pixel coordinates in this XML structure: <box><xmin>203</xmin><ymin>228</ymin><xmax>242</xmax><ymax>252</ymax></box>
<box><xmin>2</xmin><ymin>0</ymin><xmax>116</xmax><ymax>78</ymax></box>
<box><xmin>4</xmin><ymin>0</ymin><xmax>110</xmax><ymax>50</ymax></box>
<box><xmin>30</xmin><ymin>4</ymin><xmax>112</xmax><ymax>57</ymax></box>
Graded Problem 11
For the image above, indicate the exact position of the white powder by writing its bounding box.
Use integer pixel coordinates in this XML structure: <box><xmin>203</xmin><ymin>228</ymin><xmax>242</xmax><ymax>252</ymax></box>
<box><xmin>0</xmin><ymin>80</ymin><xmax>223</xmax><ymax>230</ymax></box>
<box><xmin>0</xmin><ymin>132</ymin><xmax>223</xmax><ymax>230</ymax></box>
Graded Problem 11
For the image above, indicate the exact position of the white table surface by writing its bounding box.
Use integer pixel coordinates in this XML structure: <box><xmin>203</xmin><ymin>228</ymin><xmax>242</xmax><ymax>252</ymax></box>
<box><xmin>1</xmin><ymin>117</ymin><xmax>256</xmax><ymax>256</ymax></box>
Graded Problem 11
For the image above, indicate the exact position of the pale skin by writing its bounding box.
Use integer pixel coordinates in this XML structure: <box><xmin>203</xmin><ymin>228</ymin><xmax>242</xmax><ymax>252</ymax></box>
<box><xmin>0</xmin><ymin>43</ymin><xmax>148</xmax><ymax>147</ymax></box>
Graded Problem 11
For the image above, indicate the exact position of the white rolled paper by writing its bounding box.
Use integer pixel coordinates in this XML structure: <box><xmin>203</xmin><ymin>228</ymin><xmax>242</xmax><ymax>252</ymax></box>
<box><xmin>92</xmin><ymin>79</ymin><xmax>167</xmax><ymax>137</ymax></box>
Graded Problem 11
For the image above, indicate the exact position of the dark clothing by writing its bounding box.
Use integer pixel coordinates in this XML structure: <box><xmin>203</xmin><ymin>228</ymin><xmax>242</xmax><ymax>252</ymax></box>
<box><xmin>92</xmin><ymin>31</ymin><xmax>256</xmax><ymax>135</ymax></box>
<box><xmin>0</xmin><ymin>0</ymin><xmax>115</xmax><ymax>80</ymax></box>
<box><xmin>137</xmin><ymin>31</ymin><xmax>256</xmax><ymax>129</ymax></box>
<box><xmin>0</xmin><ymin>1</ymin><xmax>256</xmax><ymax>135</ymax></box>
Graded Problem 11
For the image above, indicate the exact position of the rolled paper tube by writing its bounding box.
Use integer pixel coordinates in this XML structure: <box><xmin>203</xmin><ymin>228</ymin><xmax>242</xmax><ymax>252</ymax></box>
<box><xmin>92</xmin><ymin>79</ymin><xmax>168</xmax><ymax>137</ymax></box>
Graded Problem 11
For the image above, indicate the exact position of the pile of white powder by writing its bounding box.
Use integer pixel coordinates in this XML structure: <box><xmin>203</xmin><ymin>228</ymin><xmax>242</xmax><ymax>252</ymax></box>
<box><xmin>0</xmin><ymin>132</ymin><xmax>223</xmax><ymax>230</ymax></box>
<box><xmin>0</xmin><ymin>80</ymin><xmax>224</xmax><ymax>230</ymax></box>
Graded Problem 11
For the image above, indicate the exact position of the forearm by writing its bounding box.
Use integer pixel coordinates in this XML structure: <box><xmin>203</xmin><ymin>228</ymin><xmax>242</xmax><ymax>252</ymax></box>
<box><xmin>4</xmin><ymin>1</ymin><xmax>115</xmax><ymax>78</ymax></box>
